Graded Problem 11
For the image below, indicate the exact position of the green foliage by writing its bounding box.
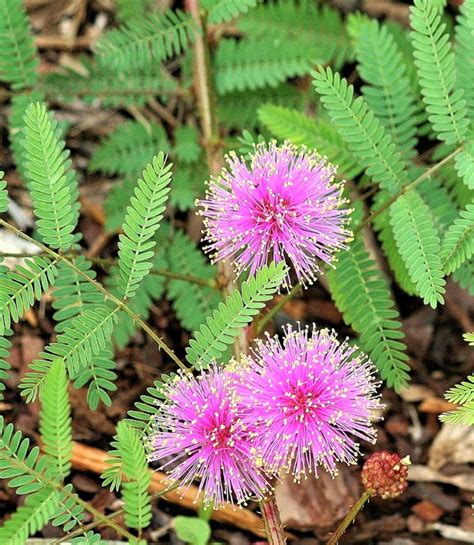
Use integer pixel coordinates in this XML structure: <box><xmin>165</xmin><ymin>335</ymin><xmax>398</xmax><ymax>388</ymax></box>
<box><xmin>40</xmin><ymin>60</ymin><xmax>177</xmax><ymax>108</ymax></box>
<box><xmin>126</xmin><ymin>379</ymin><xmax>168</xmax><ymax>435</ymax></box>
<box><xmin>258</xmin><ymin>104</ymin><xmax>362</xmax><ymax>178</ymax></box>
<box><xmin>454</xmin><ymin>0</ymin><xmax>474</xmax><ymax>118</ymax></box>
<box><xmin>167</xmin><ymin>231</ymin><xmax>221</xmax><ymax>331</ymax></box>
<box><xmin>117</xmin><ymin>153</ymin><xmax>172</xmax><ymax>299</ymax></box>
<box><xmin>186</xmin><ymin>262</ymin><xmax>287</xmax><ymax>369</ymax></box>
<box><xmin>174</xmin><ymin>126</ymin><xmax>201</xmax><ymax>164</ymax></box>
<box><xmin>327</xmin><ymin>239</ymin><xmax>410</xmax><ymax>391</ymax></box>
<box><xmin>313</xmin><ymin>67</ymin><xmax>409</xmax><ymax>194</ymax></box>
<box><xmin>352</xmin><ymin>19</ymin><xmax>419</xmax><ymax>159</ymax></box>
<box><xmin>89</xmin><ymin>121</ymin><xmax>170</xmax><ymax>178</ymax></box>
<box><xmin>0</xmin><ymin>417</ymin><xmax>49</xmax><ymax>495</ymax></box>
<box><xmin>0</xmin><ymin>335</ymin><xmax>12</xmax><ymax>401</ymax></box>
<box><xmin>20</xmin><ymin>305</ymin><xmax>118</xmax><ymax>402</ymax></box>
<box><xmin>174</xmin><ymin>516</ymin><xmax>211</xmax><ymax>545</ymax></box>
<box><xmin>0</xmin><ymin>487</ymin><xmax>59</xmax><ymax>545</ymax></box>
<box><xmin>205</xmin><ymin>0</ymin><xmax>257</xmax><ymax>24</ymax></box>
<box><xmin>238</xmin><ymin>1</ymin><xmax>351</xmax><ymax>69</ymax></box>
<box><xmin>440</xmin><ymin>333</ymin><xmax>474</xmax><ymax>426</ymax></box>
<box><xmin>0</xmin><ymin>0</ymin><xmax>38</xmax><ymax>89</ymax></box>
<box><xmin>390</xmin><ymin>191</ymin><xmax>445</xmax><ymax>308</ymax></box>
<box><xmin>115</xmin><ymin>0</ymin><xmax>154</xmax><ymax>23</ymax></box>
<box><xmin>0</xmin><ymin>171</ymin><xmax>8</xmax><ymax>213</ymax></box>
<box><xmin>441</xmin><ymin>203</ymin><xmax>474</xmax><ymax>275</ymax></box>
<box><xmin>23</xmin><ymin>102</ymin><xmax>79</xmax><ymax>250</ymax></box>
<box><xmin>0</xmin><ymin>257</ymin><xmax>58</xmax><ymax>336</ymax></box>
<box><xmin>39</xmin><ymin>360</ymin><xmax>72</xmax><ymax>480</ymax></box>
<box><xmin>95</xmin><ymin>9</ymin><xmax>198</xmax><ymax>70</ymax></box>
<box><xmin>102</xmin><ymin>422</ymin><xmax>152</xmax><ymax>530</ymax></box>
<box><xmin>454</xmin><ymin>141</ymin><xmax>474</xmax><ymax>190</ymax></box>
<box><xmin>410</xmin><ymin>0</ymin><xmax>469</xmax><ymax>144</ymax></box>
<box><xmin>215</xmin><ymin>36</ymin><xmax>319</xmax><ymax>94</ymax></box>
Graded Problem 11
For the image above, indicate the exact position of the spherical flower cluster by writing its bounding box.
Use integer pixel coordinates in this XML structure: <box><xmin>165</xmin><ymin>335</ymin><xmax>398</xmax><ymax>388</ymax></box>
<box><xmin>148</xmin><ymin>367</ymin><xmax>270</xmax><ymax>506</ymax></box>
<box><xmin>149</xmin><ymin>326</ymin><xmax>381</xmax><ymax>506</ymax></box>
<box><xmin>361</xmin><ymin>451</ymin><xmax>409</xmax><ymax>499</ymax></box>
<box><xmin>197</xmin><ymin>142</ymin><xmax>352</xmax><ymax>287</ymax></box>
<box><xmin>236</xmin><ymin>325</ymin><xmax>382</xmax><ymax>480</ymax></box>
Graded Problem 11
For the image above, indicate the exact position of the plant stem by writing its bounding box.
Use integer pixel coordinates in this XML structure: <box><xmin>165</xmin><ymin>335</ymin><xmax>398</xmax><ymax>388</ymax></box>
<box><xmin>0</xmin><ymin>218</ymin><xmax>188</xmax><ymax>371</ymax></box>
<box><xmin>326</xmin><ymin>491</ymin><xmax>371</xmax><ymax>545</ymax></box>
<box><xmin>185</xmin><ymin>0</ymin><xmax>247</xmax><ymax>358</ymax></box>
<box><xmin>0</xmin><ymin>250</ymin><xmax>218</xmax><ymax>289</ymax></box>
<box><xmin>260</xmin><ymin>494</ymin><xmax>286</xmax><ymax>545</ymax></box>
<box><xmin>354</xmin><ymin>146</ymin><xmax>462</xmax><ymax>235</ymax></box>
<box><xmin>256</xmin><ymin>283</ymin><xmax>302</xmax><ymax>334</ymax></box>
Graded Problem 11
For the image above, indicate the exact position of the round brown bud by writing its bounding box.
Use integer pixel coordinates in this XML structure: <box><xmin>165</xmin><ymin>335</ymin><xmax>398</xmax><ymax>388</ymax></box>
<box><xmin>361</xmin><ymin>451</ymin><xmax>409</xmax><ymax>499</ymax></box>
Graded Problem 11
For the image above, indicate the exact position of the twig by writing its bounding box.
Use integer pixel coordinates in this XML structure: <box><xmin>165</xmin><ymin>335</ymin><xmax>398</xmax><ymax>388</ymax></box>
<box><xmin>70</xmin><ymin>442</ymin><xmax>267</xmax><ymax>537</ymax></box>
<box><xmin>0</xmin><ymin>251</ymin><xmax>217</xmax><ymax>289</ymax></box>
<box><xmin>326</xmin><ymin>491</ymin><xmax>371</xmax><ymax>545</ymax></box>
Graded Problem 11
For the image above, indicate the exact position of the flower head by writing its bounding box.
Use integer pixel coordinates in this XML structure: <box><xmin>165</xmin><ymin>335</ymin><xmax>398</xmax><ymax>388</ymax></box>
<box><xmin>361</xmin><ymin>451</ymin><xmax>409</xmax><ymax>499</ymax></box>
<box><xmin>148</xmin><ymin>367</ymin><xmax>269</xmax><ymax>506</ymax></box>
<box><xmin>237</xmin><ymin>325</ymin><xmax>381</xmax><ymax>480</ymax></box>
<box><xmin>197</xmin><ymin>142</ymin><xmax>351</xmax><ymax>286</ymax></box>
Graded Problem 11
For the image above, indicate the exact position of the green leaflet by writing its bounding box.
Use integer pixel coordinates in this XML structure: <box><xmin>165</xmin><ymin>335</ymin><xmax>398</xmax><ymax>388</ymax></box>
<box><xmin>353</xmin><ymin>18</ymin><xmax>419</xmax><ymax>160</ymax></box>
<box><xmin>23</xmin><ymin>102</ymin><xmax>79</xmax><ymax>251</ymax></box>
<box><xmin>117</xmin><ymin>153</ymin><xmax>172</xmax><ymax>300</ymax></box>
<box><xmin>313</xmin><ymin>66</ymin><xmax>409</xmax><ymax>195</ymax></box>
<box><xmin>205</xmin><ymin>0</ymin><xmax>257</xmax><ymax>24</ymax></box>
<box><xmin>39</xmin><ymin>360</ymin><xmax>73</xmax><ymax>480</ymax></box>
<box><xmin>0</xmin><ymin>171</ymin><xmax>8</xmax><ymax>213</ymax></box>
<box><xmin>0</xmin><ymin>257</ymin><xmax>59</xmax><ymax>336</ymax></box>
<box><xmin>410</xmin><ymin>0</ymin><xmax>469</xmax><ymax>144</ymax></box>
<box><xmin>389</xmin><ymin>191</ymin><xmax>446</xmax><ymax>308</ymax></box>
<box><xmin>0</xmin><ymin>0</ymin><xmax>38</xmax><ymax>89</ymax></box>
<box><xmin>441</xmin><ymin>203</ymin><xmax>474</xmax><ymax>275</ymax></box>
<box><xmin>89</xmin><ymin>121</ymin><xmax>170</xmax><ymax>178</ymax></box>
<box><xmin>102</xmin><ymin>422</ymin><xmax>152</xmax><ymax>530</ymax></box>
<box><xmin>95</xmin><ymin>9</ymin><xmax>198</xmax><ymax>70</ymax></box>
<box><xmin>327</xmin><ymin>238</ymin><xmax>410</xmax><ymax>391</ymax></box>
<box><xmin>186</xmin><ymin>262</ymin><xmax>288</xmax><ymax>370</ymax></box>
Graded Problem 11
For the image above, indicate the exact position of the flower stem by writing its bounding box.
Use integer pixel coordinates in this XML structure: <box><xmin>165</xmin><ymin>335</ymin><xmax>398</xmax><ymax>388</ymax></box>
<box><xmin>326</xmin><ymin>491</ymin><xmax>371</xmax><ymax>545</ymax></box>
<box><xmin>260</xmin><ymin>494</ymin><xmax>286</xmax><ymax>545</ymax></box>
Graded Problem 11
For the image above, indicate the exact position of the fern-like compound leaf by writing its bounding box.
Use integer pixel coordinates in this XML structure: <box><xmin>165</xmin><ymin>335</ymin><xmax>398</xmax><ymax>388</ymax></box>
<box><xmin>0</xmin><ymin>335</ymin><xmax>12</xmax><ymax>401</ymax></box>
<box><xmin>353</xmin><ymin>19</ymin><xmax>419</xmax><ymax>160</ymax></box>
<box><xmin>410</xmin><ymin>0</ymin><xmax>469</xmax><ymax>144</ymax></box>
<box><xmin>89</xmin><ymin>121</ymin><xmax>170</xmax><ymax>178</ymax></box>
<box><xmin>186</xmin><ymin>262</ymin><xmax>287</xmax><ymax>370</ymax></box>
<box><xmin>454</xmin><ymin>0</ymin><xmax>474</xmax><ymax>118</ymax></box>
<box><xmin>0</xmin><ymin>257</ymin><xmax>59</xmax><ymax>336</ymax></box>
<box><xmin>23</xmin><ymin>102</ymin><xmax>79</xmax><ymax>251</ymax></box>
<box><xmin>39</xmin><ymin>360</ymin><xmax>72</xmax><ymax>480</ymax></box>
<box><xmin>118</xmin><ymin>153</ymin><xmax>172</xmax><ymax>300</ymax></box>
<box><xmin>51</xmin><ymin>484</ymin><xmax>86</xmax><ymax>532</ymax></box>
<box><xmin>126</xmin><ymin>379</ymin><xmax>169</xmax><ymax>435</ymax></box>
<box><xmin>0</xmin><ymin>487</ymin><xmax>59</xmax><ymax>545</ymax></box>
<box><xmin>215</xmin><ymin>35</ymin><xmax>326</xmax><ymax>94</ymax></box>
<box><xmin>312</xmin><ymin>66</ymin><xmax>409</xmax><ymax>194</ymax></box>
<box><xmin>167</xmin><ymin>230</ymin><xmax>221</xmax><ymax>331</ymax></box>
<box><xmin>238</xmin><ymin>1</ymin><xmax>351</xmax><ymax>69</ymax></box>
<box><xmin>454</xmin><ymin>141</ymin><xmax>474</xmax><ymax>190</ymax></box>
<box><xmin>0</xmin><ymin>417</ymin><xmax>49</xmax><ymax>495</ymax></box>
<box><xmin>441</xmin><ymin>203</ymin><xmax>474</xmax><ymax>275</ymax></box>
<box><xmin>327</xmin><ymin>238</ymin><xmax>410</xmax><ymax>391</ymax></box>
<box><xmin>390</xmin><ymin>191</ymin><xmax>446</xmax><ymax>308</ymax></box>
<box><xmin>20</xmin><ymin>305</ymin><xmax>118</xmax><ymax>402</ymax></box>
<box><xmin>0</xmin><ymin>0</ymin><xmax>38</xmax><ymax>89</ymax></box>
<box><xmin>205</xmin><ymin>0</ymin><xmax>257</xmax><ymax>23</ymax></box>
<box><xmin>95</xmin><ymin>9</ymin><xmax>198</xmax><ymax>70</ymax></box>
<box><xmin>102</xmin><ymin>422</ymin><xmax>152</xmax><ymax>530</ymax></box>
<box><xmin>258</xmin><ymin>104</ymin><xmax>362</xmax><ymax>179</ymax></box>
<box><xmin>0</xmin><ymin>171</ymin><xmax>8</xmax><ymax>213</ymax></box>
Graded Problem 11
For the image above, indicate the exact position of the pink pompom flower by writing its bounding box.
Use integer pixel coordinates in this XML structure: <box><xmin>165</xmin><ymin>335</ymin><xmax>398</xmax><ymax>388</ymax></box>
<box><xmin>148</xmin><ymin>367</ymin><xmax>269</xmax><ymax>506</ymax></box>
<box><xmin>197</xmin><ymin>141</ymin><xmax>351</xmax><ymax>286</ymax></box>
<box><xmin>237</xmin><ymin>325</ymin><xmax>382</xmax><ymax>480</ymax></box>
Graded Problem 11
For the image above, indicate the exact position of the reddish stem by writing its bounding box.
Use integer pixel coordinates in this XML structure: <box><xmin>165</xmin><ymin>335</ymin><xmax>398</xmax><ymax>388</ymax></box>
<box><xmin>260</xmin><ymin>494</ymin><xmax>286</xmax><ymax>545</ymax></box>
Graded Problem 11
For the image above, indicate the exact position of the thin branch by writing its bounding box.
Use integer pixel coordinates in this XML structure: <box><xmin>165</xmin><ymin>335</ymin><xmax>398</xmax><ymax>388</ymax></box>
<box><xmin>0</xmin><ymin>219</ymin><xmax>187</xmax><ymax>371</ymax></box>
